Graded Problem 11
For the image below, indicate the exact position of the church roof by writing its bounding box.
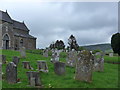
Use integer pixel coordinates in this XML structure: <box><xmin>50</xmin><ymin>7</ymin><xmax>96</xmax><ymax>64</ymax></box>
<box><xmin>14</xmin><ymin>32</ymin><xmax>36</xmax><ymax>39</ymax></box>
<box><xmin>0</xmin><ymin>10</ymin><xmax>29</xmax><ymax>31</ymax></box>
<box><xmin>13</xmin><ymin>20</ymin><xmax>29</xmax><ymax>31</ymax></box>
<box><xmin>0</xmin><ymin>10</ymin><xmax>13</xmax><ymax>23</ymax></box>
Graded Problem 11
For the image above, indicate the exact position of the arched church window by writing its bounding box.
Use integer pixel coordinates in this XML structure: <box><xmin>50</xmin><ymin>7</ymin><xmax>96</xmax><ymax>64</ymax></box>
<box><xmin>20</xmin><ymin>39</ymin><xmax>23</xmax><ymax>47</ymax></box>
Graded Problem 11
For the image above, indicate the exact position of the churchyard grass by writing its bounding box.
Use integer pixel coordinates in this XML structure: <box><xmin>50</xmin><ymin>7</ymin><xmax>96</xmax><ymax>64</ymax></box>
<box><xmin>1</xmin><ymin>49</ymin><xmax>119</xmax><ymax>88</ymax></box>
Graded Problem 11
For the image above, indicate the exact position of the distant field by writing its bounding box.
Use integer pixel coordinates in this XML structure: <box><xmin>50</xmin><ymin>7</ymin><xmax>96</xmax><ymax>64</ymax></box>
<box><xmin>1</xmin><ymin>50</ymin><xmax>119</xmax><ymax>88</ymax></box>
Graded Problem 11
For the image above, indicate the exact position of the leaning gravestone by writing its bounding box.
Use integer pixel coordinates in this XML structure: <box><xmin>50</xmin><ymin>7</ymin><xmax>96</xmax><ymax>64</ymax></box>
<box><xmin>51</xmin><ymin>49</ymin><xmax>60</xmax><ymax>63</ymax></box>
<box><xmin>22</xmin><ymin>61</ymin><xmax>33</xmax><ymax>69</ymax></box>
<box><xmin>26</xmin><ymin>71</ymin><xmax>42</xmax><ymax>87</ymax></box>
<box><xmin>109</xmin><ymin>52</ymin><xmax>113</xmax><ymax>57</ymax></box>
<box><xmin>66</xmin><ymin>49</ymin><xmax>77</xmax><ymax>67</ymax></box>
<box><xmin>0</xmin><ymin>55</ymin><xmax>6</xmax><ymax>64</ymax></box>
<box><xmin>6</xmin><ymin>62</ymin><xmax>17</xmax><ymax>84</ymax></box>
<box><xmin>43</xmin><ymin>49</ymin><xmax>48</xmax><ymax>57</ymax></box>
<box><xmin>13</xmin><ymin>56</ymin><xmax>20</xmax><ymax>66</ymax></box>
<box><xmin>20</xmin><ymin>47</ymin><xmax>26</xmax><ymax>58</ymax></box>
<box><xmin>75</xmin><ymin>50</ymin><xmax>94</xmax><ymax>83</ymax></box>
<box><xmin>37</xmin><ymin>60</ymin><xmax>48</xmax><ymax>73</ymax></box>
<box><xmin>54</xmin><ymin>62</ymin><xmax>66</xmax><ymax>75</ymax></box>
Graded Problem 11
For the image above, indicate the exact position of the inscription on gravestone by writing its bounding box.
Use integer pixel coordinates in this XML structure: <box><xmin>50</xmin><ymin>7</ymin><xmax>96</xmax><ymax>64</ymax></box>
<box><xmin>22</xmin><ymin>61</ymin><xmax>33</xmax><ymax>69</ymax></box>
<box><xmin>0</xmin><ymin>55</ymin><xmax>6</xmax><ymax>64</ymax></box>
<box><xmin>75</xmin><ymin>50</ymin><xmax>94</xmax><ymax>83</ymax></box>
<box><xmin>6</xmin><ymin>62</ymin><xmax>17</xmax><ymax>84</ymax></box>
<box><xmin>66</xmin><ymin>49</ymin><xmax>77</xmax><ymax>67</ymax></box>
<box><xmin>54</xmin><ymin>62</ymin><xmax>66</xmax><ymax>75</ymax></box>
<box><xmin>13</xmin><ymin>56</ymin><xmax>20</xmax><ymax>66</ymax></box>
<box><xmin>37</xmin><ymin>60</ymin><xmax>48</xmax><ymax>73</ymax></box>
<box><xmin>20</xmin><ymin>47</ymin><xmax>26</xmax><ymax>58</ymax></box>
<box><xmin>26</xmin><ymin>71</ymin><xmax>41</xmax><ymax>86</ymax></box>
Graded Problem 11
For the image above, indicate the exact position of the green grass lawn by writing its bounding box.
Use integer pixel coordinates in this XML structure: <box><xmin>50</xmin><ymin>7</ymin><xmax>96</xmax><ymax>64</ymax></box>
<box><xmin>1</xmin><ymin>50</ymin><xmax>119</xmax><ymax>88</ymax></box>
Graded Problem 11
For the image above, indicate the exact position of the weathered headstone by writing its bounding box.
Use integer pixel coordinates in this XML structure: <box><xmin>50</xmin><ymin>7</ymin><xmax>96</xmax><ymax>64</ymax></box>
<box><xmin>37</xmin><ymin>60</ymin><xmax>48</xmax><ymax>73</ymax></box>
<box><xmin>22</xmin><ymin>61</ymin><xmax>33</xmax><ymax>69</ymax></box>
<box><xmin>95</xmin><ymin>52</ymin><xmax>101</xmax><ymax>56</ymax></box>
<box><xmin>13</xmin><ymin>56</ymin><xmax>20</xmax><ymax>66</ymax></box>
<box><xmin>93</xmin><ymin>54</ymin><xmax>104</xmax><ymax>72</ymax></box>
<box><xmin>20</xmin><ymin>47</ymin><xmax>26</xmax><ymax>58</ymax></box>
<box><xmin>6</xmin><ymin>62</ymin><xmax>17</xmax><ymax>84</ymax></box>
<box><xmin>26</xmin><ymin>71</ymin><xmax>41</xmax><ymax>86</ymax></box>
<box><xmin>75</xmin><ymin>50</ymin><xmax>94</xmax><ymax>83</ymax></box>
<box><xmin>0</xmin><ymin>55</ymin><xmax>6</xmax><ymax>64</ymax></box>
<box><xmin>54</xmin><ymin>62</ymin><xmax>66</xmax><ymax>75</ymax></box>
<box><xmin>43</xmin><ymin>49</ymin><xmax>48</xmax><ymax>57</ymax></box>
<box><xmin>66</xmin><ymin>49</ymin><xmax>77</xmax><ymax>67</ymax></box>
<box><xmin>51</xmin><ymin>49</ymin><xmax>60</xmax><ymax>63</ymax></box>
<box><xmin>109</xmin><ymin>53</ymin><xmax>113</xmax><ymax>57</ymax></box>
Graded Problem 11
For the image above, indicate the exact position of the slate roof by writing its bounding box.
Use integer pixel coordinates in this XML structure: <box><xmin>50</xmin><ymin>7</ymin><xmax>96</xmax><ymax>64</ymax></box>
<box><xmin>13</xmin><ymin>20</ymin><xmax>29</xmax><ymax>31</ymax></box>
<box><xmin>14</xmin><ymin>33</ymin><xmax>36</xmax><ymax>39</ymax></box>
<box><xmin>0</xmin><ymin>10</ymin><xmax>29</xmax><ymax>31</ymax></box>
<box><xmin>0</xmin><ymin>10</ymin><xmax>13</xmax><ymax>23</ymax></box>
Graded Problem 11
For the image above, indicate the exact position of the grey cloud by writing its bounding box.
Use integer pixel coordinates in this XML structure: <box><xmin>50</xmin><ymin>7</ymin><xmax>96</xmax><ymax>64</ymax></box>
<box><xmin>0</xmin><ymin>2</ymin><xmax>118</xmax><ymax>48</ymax></box>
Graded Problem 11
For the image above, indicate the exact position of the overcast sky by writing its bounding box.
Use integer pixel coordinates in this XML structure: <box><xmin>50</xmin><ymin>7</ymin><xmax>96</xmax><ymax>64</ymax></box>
<box><xmin>0</xmin><ymin>0</ymin><xmax>118</xmax><ymax>49</ymax></box>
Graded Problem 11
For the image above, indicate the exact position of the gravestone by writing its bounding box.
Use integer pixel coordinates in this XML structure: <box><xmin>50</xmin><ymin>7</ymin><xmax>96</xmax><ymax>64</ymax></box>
<box><xmin>0</xmin><ymin>55</ymin><xmax>6</xmax><ymax>64</ymax></box>
<box><xmin>0</xmin><ymin>63</ymin><xmax>2</xmax><ymax>80</ymax></box>
<box><xmin>26</xmin><ymin>71</ymin><xmax>42</xmax><ymax>86</ymax></box>
<box><xmin>66</xmin><ymin>49</ymin><xmax>77</xmax><ymax>67</ymax></box>
<box><xmin>6</xmin><ymin>62</ymin><xmax>17</xmax><ymax>84</ymax></box>
<box><xmin>95</xmin><ymin>52</ymin><xmax>101</xmax><ymax>56</ymax></box>
<box><xmin>13</xmin><ymin>56</ymin><xmax>20</xmax><ymax>66</ymax></box>
<box><xmin>22</xmin><ymin>61</ymin><xmax>33</xmax><ymax>69</ymax></box>
<box><xmin>43</xmin><ymin>49</ymin><xmax>48</xmax><ymax>57</ymax></box>
<box><xmin>20</xmin><ymin>47</ymin><xmax>26</xmax><ymax>58</ymax></box>
<box><xmin>37</xmin><ymin>60</ymin><xmax>48</xmax><ymax>73</ymax></box>
<box><xmin>93</xmin><ymin>54</ymin><xmax>104</xmax><ymax>72</ymax></box>
<box><xmin>54</xmin><ymin>62</ymin><xmax>66</xmax><ymax>75</ymax></box>
<box><xmin>75</xmin><ymin>50</ymin><xmax>94</xmax><ymax>83</ymax></box>
<box><xmin>109</xmin><ymin>53</ymin><xmax>113</xmax><ymax>57</ymax></box>
<box><xmin>51</xmin><ymin>49</ymin><xmax>60</xmax><ymax>63</ymax></box>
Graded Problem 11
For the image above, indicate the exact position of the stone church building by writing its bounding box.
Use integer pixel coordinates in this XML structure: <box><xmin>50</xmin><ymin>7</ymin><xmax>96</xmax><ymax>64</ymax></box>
<box><xmin>0</xmin><ymin>10</ymin><xmax>36</xmax><ymax>50</ymax></box>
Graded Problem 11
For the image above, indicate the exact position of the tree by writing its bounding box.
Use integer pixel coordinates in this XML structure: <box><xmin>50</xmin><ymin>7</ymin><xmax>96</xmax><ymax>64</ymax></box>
<box><xmin>49</xmin><ymin>40</ymin><xmax>65</xmax><ymax>50</ymax></box>
<box><xmin>111</xmin><ymin>33</ymin><xmax>120</xmax><ymax>56</ymax></box>
<box><xmin>68</xmin><ymin>35</ymin><xmax>79</xmax><ymax>51</ymax></box>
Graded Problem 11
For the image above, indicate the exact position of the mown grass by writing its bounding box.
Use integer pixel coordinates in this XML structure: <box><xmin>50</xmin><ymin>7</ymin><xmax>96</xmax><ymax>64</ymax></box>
<box><xmin>1</xmin><ymin>49</ymin><xmax>119</xmax><ymax>88</ymax></box>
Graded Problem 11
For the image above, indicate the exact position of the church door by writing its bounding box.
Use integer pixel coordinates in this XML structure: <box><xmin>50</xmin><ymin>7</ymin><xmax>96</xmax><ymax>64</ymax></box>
<box><xmin>3</xmin><ymin>34</ymin><xmax>10</xmax><ymax>49</ymax></box>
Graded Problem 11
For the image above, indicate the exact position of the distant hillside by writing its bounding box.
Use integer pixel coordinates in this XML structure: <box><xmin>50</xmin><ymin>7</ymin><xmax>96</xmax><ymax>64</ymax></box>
<box><xmin>81</xmin><ymin>43</ymin><xmax>112</xmax><ymax>51</ymax></box>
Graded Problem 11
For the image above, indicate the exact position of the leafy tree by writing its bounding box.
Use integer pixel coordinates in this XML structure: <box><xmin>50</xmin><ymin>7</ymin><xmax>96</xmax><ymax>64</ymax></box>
<box><xmin>68</xmin><ymin>35</ymin><xmax>79</xmax><ymax>51</ymax></box>
<box><xmin>49</xmin><ymin>40</ymin><xmax>65</xmax><ymax>50</ymax></box>
<box><xmin>111</xmin><ymin>33</ymin><xmax>120</xmax><ymax>56</ymax></box>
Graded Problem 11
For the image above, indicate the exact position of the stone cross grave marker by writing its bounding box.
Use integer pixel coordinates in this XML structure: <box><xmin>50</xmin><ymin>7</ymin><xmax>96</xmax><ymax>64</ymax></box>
<box><xmin>13</xmin><ymin>56</ymin><xmax>20</xmax><ymax>66</ymax></box>
<box><xmin>37</xmin><ymin>60</ymin><xmax>48</xmax><ymax>73</ymax></box>
<box><xmin>22</xmin><ymin>61</ymin><xmax>33</xmax><ymax>70</ymax></box>
<box><xmin>75</xmin><ymin>50</ymin><xmax>94</xmax><ymax>83</ymax></box>
<box><xmin>6</xmin><ymin>62</ymin><xmax>17</xmax><ymax>84</ymax></box>
<box><xmin>20</xmin><ymin>46</ymin><xmax>26</xmax><ymax>58</ymax></box>
<box><xmin>26</xmin><ymin>71</ymin><xmax>42</xmax><ymax>87</ymax></box>
<box><xmin>54</xmin><ymin>61</ymin><xmax>66</xmax><ymax>75</ymax></box>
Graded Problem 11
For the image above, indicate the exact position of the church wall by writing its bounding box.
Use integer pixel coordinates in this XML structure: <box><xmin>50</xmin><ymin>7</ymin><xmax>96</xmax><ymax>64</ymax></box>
<box><xmin>13</xmin><ymin>28</ymin><xmax>29</xmax><ymax>35</ymax></box>
<box><xmin>2</xmin><ymin>21</ymin><xmax>14</xmax><ymax>49</ymax></box>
